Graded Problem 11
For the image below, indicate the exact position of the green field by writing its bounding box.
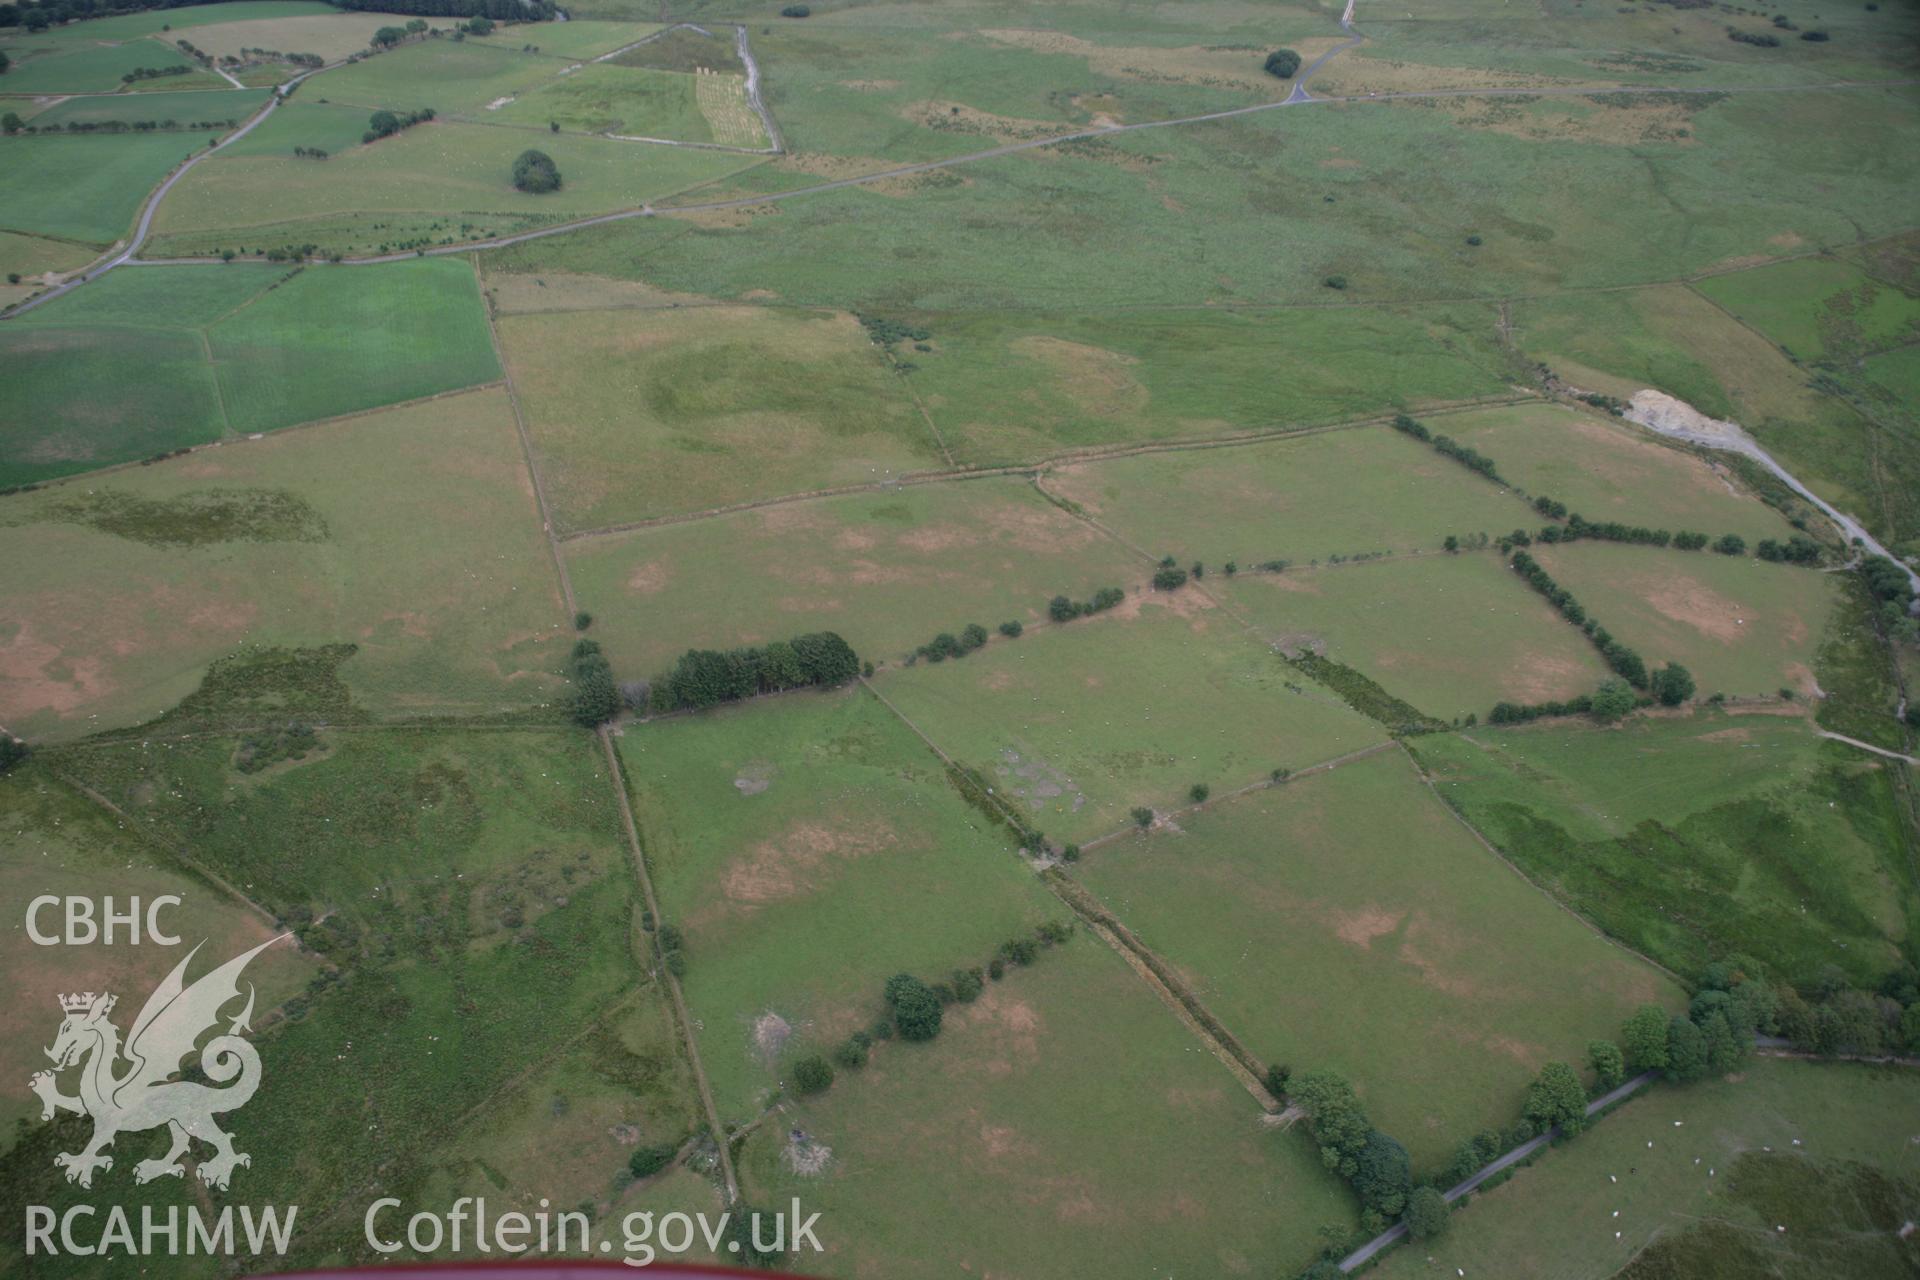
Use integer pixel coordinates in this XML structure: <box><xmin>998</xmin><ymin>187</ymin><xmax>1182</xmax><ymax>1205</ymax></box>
<box><xmin>1046</xmin><ymin>422</ymin><xmax>1523</xmax><ymax>568</ymax></box>
<box><xmin>148</xmin><ymin>121</ymin><xmax>759</xmax><ymax>258</ymax></box>
<box><xmin>0</xmin><ymin>230</ymin><xmax>92</xmax><ymax>299</ymax></box>
<box><xmin>179</xmin><ymin>11</ymin><xmax>428</xmax><ymax>64</ymax></box>
<box><xmin>515</xmin><ymin>19</ymin><xmax>662</xmax><ymax>62</ymax></box>
<box><xmin>894</xmin><ymin>305</ymin><xmax>1512</xmax><ymax>465</ymax></box>
<box><xmin>495</xmin><ymin>63</ymin><xmax>712</xmax><ymax>140</ymax></box>
<box><xmin>27</xmin><ymin>87</ymin><xmax>271</xmax><ymax>129</ymax></box>
<box><xmin>208</xmin><ymin>257</ymin><xmax>500</xmax><ymax>430</ymax></box>
<box><xmin>1074</xmin><ymin>749</ymin><xmax>1677</xmax><ymax>1170</ymax></box>
<box><xmin>1696</xmin><ymin>256</ymin><xmax>1920</xmax><ymax>363</ymax></box>
<box><xmin>0</xmin><ymin>258</ymin><xmax>500</xmax><ymax>483</ymax></box>
<box><xmin>499</xmin><ymin>302</ymin><xmax>943</xmax><ymax>530</ymax></box>
<box><xmin>1411</xmin><ymin>716</ymin><xmax>1918</xmax><ymax>985</ymax></box>
<box><xmin>1529</xmin><ymin>542</ymin><xmax>1839</xmax><ymax>698</ymax></box>
<box><xmin>874</xmin><ymin>604</ymin><xmax>1384</xmax><ymax>844</ymax></box>
<box><xmin>1226</xmin><ymin>553</ymin><xmax>1614</xmax><ymax>721</ymax></box>
<box><xmin>0</xmin><ymin>133</ymin><xmax>195</xmax><ymax>245</ymax></box>
<box><xmin>1375</xmin><ymin>1058</ymin><xmax>1920</xmax><ymax>1280</ymax></box>
<box><xmin>565</xmin><ymin>476</ymin><xmax>1145</xmax><ymax>679</ymax></box>
<box><xmin>0</xmin><ymin>387</ymin><xmax>567</xmax><ymax>741</ymax></box>
<box><xmin>307</xmin><ymin>37</ymin><xmax>563</xmax><ymax>116</ymax></box>
<box><xmin>1439</xmin><ymin>401</ymin><xmax>1798</xmax><ymax>545</ymax></box>
<box><xmin>0</xmin><ymin>36</ymin><xmax>193</xmax><ymax>93</ymax></box>
<box><xmin>0</xmin><ymin>760</ymin><xmax>317</xmax><ymax>1134</ymax></box>
<box><xmin>621</xmin><ymin>687</ymin><xmax>1064</xmax><ymax>1120</ymax></box>
<box><xmin>739</xmin><ymin>936</ymin><xmax>1359</xmax><ymax>1279</ymax></box>
<box><xmin>1515</xmin><ymin>282</ymin><xmax>1911</xmax><ymax>552</ymax></box>
<box><xmin>23</xmin><ymin>727</ymin><xmax>657</xmax><ymax>1264</ymax></box>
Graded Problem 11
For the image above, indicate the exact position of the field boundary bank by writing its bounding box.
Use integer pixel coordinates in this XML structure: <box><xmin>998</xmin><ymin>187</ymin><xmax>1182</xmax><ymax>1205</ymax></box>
<box><xmin>598</xmin><ymin>726</ymin><xmax>741</xmax><ymax>1203</ymax></box>
<box><xmin>550</xmin><ymin>394</ymin><xmax>1535</xmax><ymax>544</ymax></box>
<box><xmin>854</xmin><ymin>675</ymin><xmax>1287</xmax><ymax>1113</ymax></box>
<box><xmin>1401</xmin><ymin>736</ymin><xmax>1691</xmax><ymax>988</ymax></box>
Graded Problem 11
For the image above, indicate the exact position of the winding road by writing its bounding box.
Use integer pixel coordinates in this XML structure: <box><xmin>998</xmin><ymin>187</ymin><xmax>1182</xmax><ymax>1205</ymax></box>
<box><xmin>7</xmin><ymin>0</ymin><xmax>1912</xmax><ymax>312</ymax></box>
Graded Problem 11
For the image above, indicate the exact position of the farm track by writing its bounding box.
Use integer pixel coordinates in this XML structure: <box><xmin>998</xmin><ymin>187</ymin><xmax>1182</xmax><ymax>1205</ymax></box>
<box><xmin>5</xmin><ymin>3</ymin><xmax>1914</xmax><ymax>310</ymax></box>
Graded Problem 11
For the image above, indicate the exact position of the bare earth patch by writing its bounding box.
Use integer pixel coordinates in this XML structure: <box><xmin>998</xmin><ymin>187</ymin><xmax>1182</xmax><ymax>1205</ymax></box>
<box><xmin>720</xmin><ymin>818</ymin><xmax>899</xmax><ymax>906</ymax></box>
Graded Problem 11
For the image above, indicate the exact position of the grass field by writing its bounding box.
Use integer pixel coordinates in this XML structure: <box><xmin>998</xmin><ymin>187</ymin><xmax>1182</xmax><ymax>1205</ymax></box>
<box><xmin>176</xmin><ymin>11</ymin><xmax>425</xmax><ymax>64</ymax></box>
<box><xmin>1375</xmin><ymin>1058</ymin><xmax>1920</xmax><ymax>1280</ymax></box>
<box><xmin>497</xmin><ymin>303</ymin><xmax>943</xmax><ymax>530</ymax></box>
<box><xmin>564</xmin><ymin>476</ymin><xmax>1145</xmax><ymax>679</ymax></box>
<box><xmin>0</xmin><ymin>230</ymin><xmax>92</xmax><ymax>299</ymax></box>
<box><xmin>0</xmin><ymin>759</ymin><xmax>317</xmax><ymax>1136</ymax></box>
<box><xmin>207</xmin><ymin>257</ymin><xmax>500</xmax><ymax>430</ymax></box>
<box><xmin>1410</xmin><ymin>717</ymin><xmax>1918</xmax><ymax>986</ymax></box>
<box><xmin>306</xmin><ymin>37</ymin><xmax>562</xmax><ymax>116</ymax></box>
<box><xmin>0</xmin><ymin>387</ymin><xmax>569</xmax><ymax>741</ymax></box>
<box><xmin>148</xmin><ymin>121</ymin><xmax>760</xmax><ymax>258</ymax></box>
<box><xmin>26</xmin><ymin>727</ymin><xmax>649</xmax><ymax>1264</ymax></box>
<box><xmin>894</xmin><ymin>305</ymin><xmax>1512</xmax><ymax>465</ymax></box>
<box><xmin>1438</xmin><ymin>401</ymin><xmax>1798</xmax><ymax>545</ymax></box>
<box><xmin>1045</xmin><ymin>423</ymin><xmax>1523</xmax><ymax>568</ymax></box>
<box><xmin>1528</xmin><ymin>542</ymin><xmax>1839</xmax><ymax>698</ymax></box>
<box><xmin>1514</xmin><ymin>282</ymin><xmax>1910</xmax><ymax>552</ymax></box>
<box><xmin>738</xmin><ymin>935</ymin><xmax>1359</xmax><ymax>1279</ymax></box>
<box><xmin>1695</xmin><ymin>256</ymin><xmax>1920</xmax><ymax>363</ymax></box>
<box><xmin>0</xmin><ymin>133</ymin><xmax>195</xmax><ymax>245</ymax></box>
<box><xmin>495</xmin><ymin>63</ymin><xmax>716</xmax><ymax>141</ymax></box>
<box><xmin>26</xmin><ymin>87</ymin><xmax>270</xmax><ymax>129</ymax></box>
<box><xmin>1073</xmin><ymin>749</ymin><xmax>1677</xmax><ymax>1170</ymax></box>
<box><xmin>0</xmin><ymin>259</ymin><xmax>500</xmax><ymax>482</ymax></box>
<box><xmin>516</xmin><ymin>19</ymin><xmax>662</xmax><ymax>62</ymax></box>
<box><xmin>1226</xmin><ymin>553</ymin><xmax>1614</xmax><ymax>721</ymax></box>
<box><xmin>607</xmin><ymin>24</ymin><xmax>736</xmax><ymax>75</ymax></box>
<box><xmin>0</xmin><ymin>37</ymin><xmax>193</xmax><ymax>93</ymax></box>
<box><xmin>873</xmin><ymin>604</ymin><xmax>1384</xmax><ymax>845</ymax></box>
<box><xmin>620</xmin><ymin>687</ymin><xmax>1064</xmax><ymax>1121</ymax></box>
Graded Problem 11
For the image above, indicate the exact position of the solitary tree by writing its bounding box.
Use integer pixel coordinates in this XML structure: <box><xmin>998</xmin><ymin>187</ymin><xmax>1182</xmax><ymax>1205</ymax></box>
<box><xmin>512</xmin><ymin>148</ymin><xmax>563</xmax><ymax>193</ymax></box>
<box><xmin>1264</xmin><ymin>48</ymin><xmax>1302</xmax><ymax>78</ymax></box>
<box><xmin>791</xmin><ymin>1054</ymin><xmax>834</xmax><ymax>1095</ymax></box>
<box><xmin>1651</xmin><ymin>663</ymin><xmax>1695</xmax><ymax>706</ymax></box>
<box><xmin>884</xmin><ymin>973</ymin><xmax>943</xmax><ymax>1041</ymax></box>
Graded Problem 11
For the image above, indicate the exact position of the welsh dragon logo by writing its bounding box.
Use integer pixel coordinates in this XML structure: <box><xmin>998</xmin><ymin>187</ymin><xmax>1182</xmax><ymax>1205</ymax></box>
<box><xmin>30</xmin><ymin>936</ymin><xmax>285</xmax><ymax>1191</ymax></box>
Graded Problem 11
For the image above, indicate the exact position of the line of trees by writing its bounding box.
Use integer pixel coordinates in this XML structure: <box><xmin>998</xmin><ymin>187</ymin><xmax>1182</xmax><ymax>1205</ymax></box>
<box><xmin>1391</xmin><ymin>414</ymin><xmax>1507</xmax><ymax>486</ymax></box>
<box><xmin>911</xmin><ymin>622</ymin><xmax>989</xmax><ymax>663</ymax></box>
<box><xmin>337</xmin><ymin>0</ymin><xmax>557</xmax><ymax>19</ymax></box>
<box><xmin>1047</xmin><ymin>585</ymin><xmax>1124</xmax><ymax>622</ymax></box>
<box><xmin>800</xmin><ymin>921</ymin><xmax>1076</xmax><ymax>1098</ymax></box>
<box><xmin>1509</xmin><ymin>550</ymin><xmax>1648</xmax><ymax>687</ymax></box>
<box><xmin>363</xmin><ymin>107</ymin><xmax>433</xmax><ymax>144</ymax></box>
<box><xmin>121</xmin><ymin>64</ymin><xmax>189</xmax><ymax>83</ymax></box>
<box><xmin>12</xmin><ymin>116</ymin><xmax>237</xmax><ymax>133</ymax></box>
<box><xmin>1292</xmin><ymin>1070</ymin><xmax>1415</xmax><ymax>1236</ymax></box>
<box><xmin>647</xmin><ymin>632</ymin><xmax>859</xmax><ymax>713</ymax></box>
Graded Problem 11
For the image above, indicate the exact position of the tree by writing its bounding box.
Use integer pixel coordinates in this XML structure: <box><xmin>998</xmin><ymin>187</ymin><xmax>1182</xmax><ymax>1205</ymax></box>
<box><xmin>464</xmin><ymin>15</ymin><xmax>493</xmax><ymax>34</ymax></box>
<box><xmin>1590</xmin><ymin>678</ymin><xmax>1637</xmax><ymax>723</ymax></box>
<box><xmin>371</xmin><ymin>25</ymin><xmax>407</xmax><ymax>48</ymax></box>
<box><xmin>998</xmin><ymin>619</ymin><xmax>1023</xmax><ymax>638</ymax></box>
<box><xmin>1131</xmin><ymin>806</ymin><xmax>1154</xmax><ymax>829</ymax></box>
<box><xmin>780</xmin><ymin>3</ymin><xmax>812</xmax><ymax>14</ymax></box>
<box><xmin>1666</xmin><ymin>1016</ymin><xmax>1708</xmax><ymax>1083</ymax></box>
<box><xmin>1</xmin><ymin>111</ymin><xmax>20</xmax><ymax>135</ymax></box>
<box><xmin>1713</xmin><ymin>533</ymin><xmax>1747</xmax><ymax>556</ymax></box>
<box><xmin>1651</xmin><ymin>662</ymin><xmax>1695</xmax><ymax>706</ymax></box>
<box><xmin>1354</xmin><ymin>1130</ymin><xmax>1411</xmax><ymax>1217</ymax></box>
<box><xmin>1152</xmin><ymin>566</ymin><xmax>1189</xmax><ymax>590</ymax></box>
<box><xmin>1188</xmin><ymin>782</ymin><xmax>1210</xmax><ymax>804</ymax></box>
<box><xmin>884</xmin><ymin>973</ymin><xmax>943</xmax><ymax>1041</ymax></box>
<box><xmin>0</xmin><ymin>735</ymin><xmax>27</xmax><ymax>774</ymax></box>
<box><xmin>1291</xmin><ymin>1070</ymin><xmax>1373</xmax><ymax>1179</ymax></box>
<box><xmin>628</xmin><ymin>1142</ymin><xmax>677</xmax><ymax>1178</ymax></box>
<box><xmin>1622</xmin><ymin>1004</ymin><xmax>1669</xmax><ymax>1072</ymax></box>
<box><xmin>791</xmin><ymin>1054</ymin><xmax>834</xmax><ymax>1095</ymax></box>
<box><xmin>1265</xmin><ymin>1063</ymin><xmax>1291</xmax><ymax>1098</ymax></box>
<box><xmin>1405</xmin><ymin>1186</ymin><xmax>1449</xmax><ymax>1241</ymax></box>
<box><xmin>1264</xmin><ymin>48</ymin><xmax>1302</xmax><ymax>78</ymax></box>
<box><xmin>512</xmin><ymin>148</ymin><xmax>562</xmax><ymax>193</ymax></box>
<box><xmin>1586</xmin><ymin>1039</ymin><xmax>1625</xmax><ymax>1091</ymax></box>
<box><xmin>366</xmin><ymin>109</ymin><xmax>400</xmax><ymax>138</ymax></box>
<box><xmin>1524</xmin><ymin>1061</ymin><xmax>1588</xmax><ymax>1136</ymax></box>
<box><xmin>569</xmin><ymin>640</ymin><xmax>619</xmax><ymax>727</ymax></box>
<box><xmin>1699</xmin><ymin>1011</ymin><xmax>1742</xmax><ymax>1075</ymax></box>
